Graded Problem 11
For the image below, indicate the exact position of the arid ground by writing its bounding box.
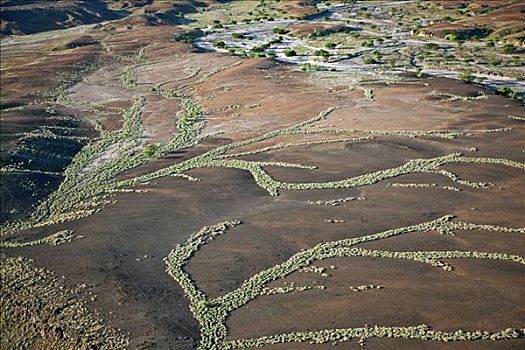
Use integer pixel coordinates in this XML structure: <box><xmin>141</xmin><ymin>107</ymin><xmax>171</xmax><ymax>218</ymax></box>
<box><xmin>1</xmin><ymin>1</ymin><xmax>524</xmax><ymax>350</ymax></box>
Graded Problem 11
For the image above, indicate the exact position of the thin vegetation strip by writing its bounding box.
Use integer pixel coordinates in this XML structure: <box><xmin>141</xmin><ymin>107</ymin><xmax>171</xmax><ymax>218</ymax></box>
<box><xmin>0</xmin><ymin>230</ymin><xmax>80</xmax><ymax>248</ymax></box>
<box><xmin>225</xmin><ymin>326</ymin><xmax>522</xmax><ymax>348</ymax></box>
<box><xmin>164</xmin><ymin>216</ymin><xmax>524</xmax><ymax>349</ymax></box>
<box><xmin>2</xmin><ymin>105</ymin><xmax>523</xmax><ymax>234</ymax></box>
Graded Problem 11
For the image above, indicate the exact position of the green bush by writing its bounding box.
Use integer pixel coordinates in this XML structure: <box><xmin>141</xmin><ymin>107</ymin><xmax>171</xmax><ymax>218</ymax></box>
<box><xmin>363</xmin><ymin>57</ymin><xmax>378</xmax><ymax>64</ymax></box>
<box><xmin>313</xmin><ymin>49</ymin><xmax>330</xmax><ymax>58</ymax></box>
<box><xmin>445</xmin><ymin>33</ymin><xmax>457</xmax><ymax>41</ymax></box>
<box><xmin>444</xmin><ymin>33</ymin><xmax>463</xmax><ymax>44</ymax></box>
<box><xmin>500</xmin><ymin>44</ymin><xmax>517</xmax><ymax>54</ymax></box>
<box><xmin>388</xmin><ymin>57</ymin><xmax>397</xmax><ymax>67</ymax></box>
<box><xmin>252</xmin><ymin>43</ymin><xmax>270</xmax><ymax>52</ymax></box>
<box><xmin>284</xmin><ymin>48</ymin><xmax>297</xmax><ymax>57</ymax></box>
<box><xmin>487</xmin><ymin>35</ymin><xmax>499</xmax><ymax>44</ymax></box>
<box><xmin>371</xmin><ymin>50</ymin><xmax>382</xmax><ymax>61</ymax></box>
<box><xmin>424</xmin><ymin>43</ymin><xmax>440</xmax><ymax>50</ymax></box>
<box><xmin>488</xmin><ymin>57</ymin><xmax>502</xmax><ymax>66</ymax></box>
<box><xmin>172</xmin><ymin>30</ymin><xmax>204</xmax><ymax>44</ymax></box>
<box><xmin>325</xmin><ymin>42</ymin><xmax>337</xmax><ymax>49</ymax></box>
<box><xmin>143</xmin><ymin>144</ymin><xmax>157</xmax><ymax>158</ymax></box>
<box><xmin>249</xmin><ymin>50</ymin><xmax>266</xmax><ymax>58</ymax></box>
<box><xmin>459</xmin><ymin>73</ymin><xmax>476</xmax><ymax>82</ymax></box>
<box><xmin>496</xmin><ymin>86</ymin><xmax>517</xmax><ymax>98</ymax></box>
<box><xmin>214</xmin><ymin>41</ymin><xmax>226</xmax><ymax>48</ymax></box>
<box><xmin>301</xmin><ymin>63</ymin><xmax>321</xmax><ymax>72</ymax></box>
<box><xmin>232</xmin><ymin>33</ymin><xmax>245</xmax><ymax>39</ymax></box>
<box><xmin>196</xmin><ymin>300</ymin><xmax>209</xmax><ymax>311</ymax></box>
<box><xmin>273</xmin><ymin>28</ymin><xmax>289</xmax><ymax>35</ymax></box>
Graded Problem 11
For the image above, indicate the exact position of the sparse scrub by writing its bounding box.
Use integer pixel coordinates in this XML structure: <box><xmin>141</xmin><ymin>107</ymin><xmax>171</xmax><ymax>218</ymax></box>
<box><xmin>163</xmin><ymin>216</ymin><xmax>524</xmax><ymax>349</ymax></box>
<box><xmin>1</xmin><ymin>257</ymin><xmax>129</xmax><ymax>349</ymax></box>
<box><xmin>6</xmin><ymin>101</ymin><xmax>516</xmax><ymax>236</ymax></box>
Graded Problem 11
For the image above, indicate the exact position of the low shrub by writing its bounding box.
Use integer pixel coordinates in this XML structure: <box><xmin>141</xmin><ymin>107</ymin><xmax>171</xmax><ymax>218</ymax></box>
<box><xmin>364</xmin><ymin>57</ymin><xmax>378</xmax><ymax>64</ymax></box>
<box><xmin>445</xmin><ymin>33</ymin><xmax>459</xmax><ymax>42</ymax></box>
<box><xmin>172</xmin><ymin>30</ymin><xmax>204</xmax><ymax>44</ymax></box>
<box><xmin>284</xmin><ymin>48</ymin><xmax>297</xmax><ymax>57</ymax></box>
<box><xmin>301</xmin><ymin>63</ymin><xmax>322</xmax><ymax>72</ymax></box>
<box><xmin>496</xmin><ymin>86</ymin><xmax>517</xmax><ymax>98</ymax></box>
<box><xmin>424</xmin><ymin>43</ymin><xmax>440</xmax><ymax>50</ymax></box>
<box><xmin>500</xmin><ymin>44</ymin><xmax>517</xmax><ymax>54</ymax></box>
<box><xmin>313</xmin><ymin>49</ymin><xmax>330</xmax><ymax>58</ymax></box>
<box><xmin>232</xmin><ymin>33</ymin><xmax>245</xmax><ymax>39</ymax></box>
<box><xmin>273</xmin><ymin>28</ymin><xmax>289</xmax><ymax>35</ymax></box>
<box><xmin>143</xmin><ymin>144</ymin><xmax>157</xmax><ymax>158</ymax></box>
<box><xmin>459</xmin><ymin>73</ymin><xmax>476</xmax><ymax>82</ymax></box>
<box><xmin>488</xmin><ymin>57</ymin><xmax>502</xmax><ymax>66</ymax></box>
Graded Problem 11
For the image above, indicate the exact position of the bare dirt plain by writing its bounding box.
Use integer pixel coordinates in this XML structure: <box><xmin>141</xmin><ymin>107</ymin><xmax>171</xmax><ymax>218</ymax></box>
<box><xmin>1</xmin><ymin>1</ymin><xmax>524</xmax><ymax>350</ymax></box>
